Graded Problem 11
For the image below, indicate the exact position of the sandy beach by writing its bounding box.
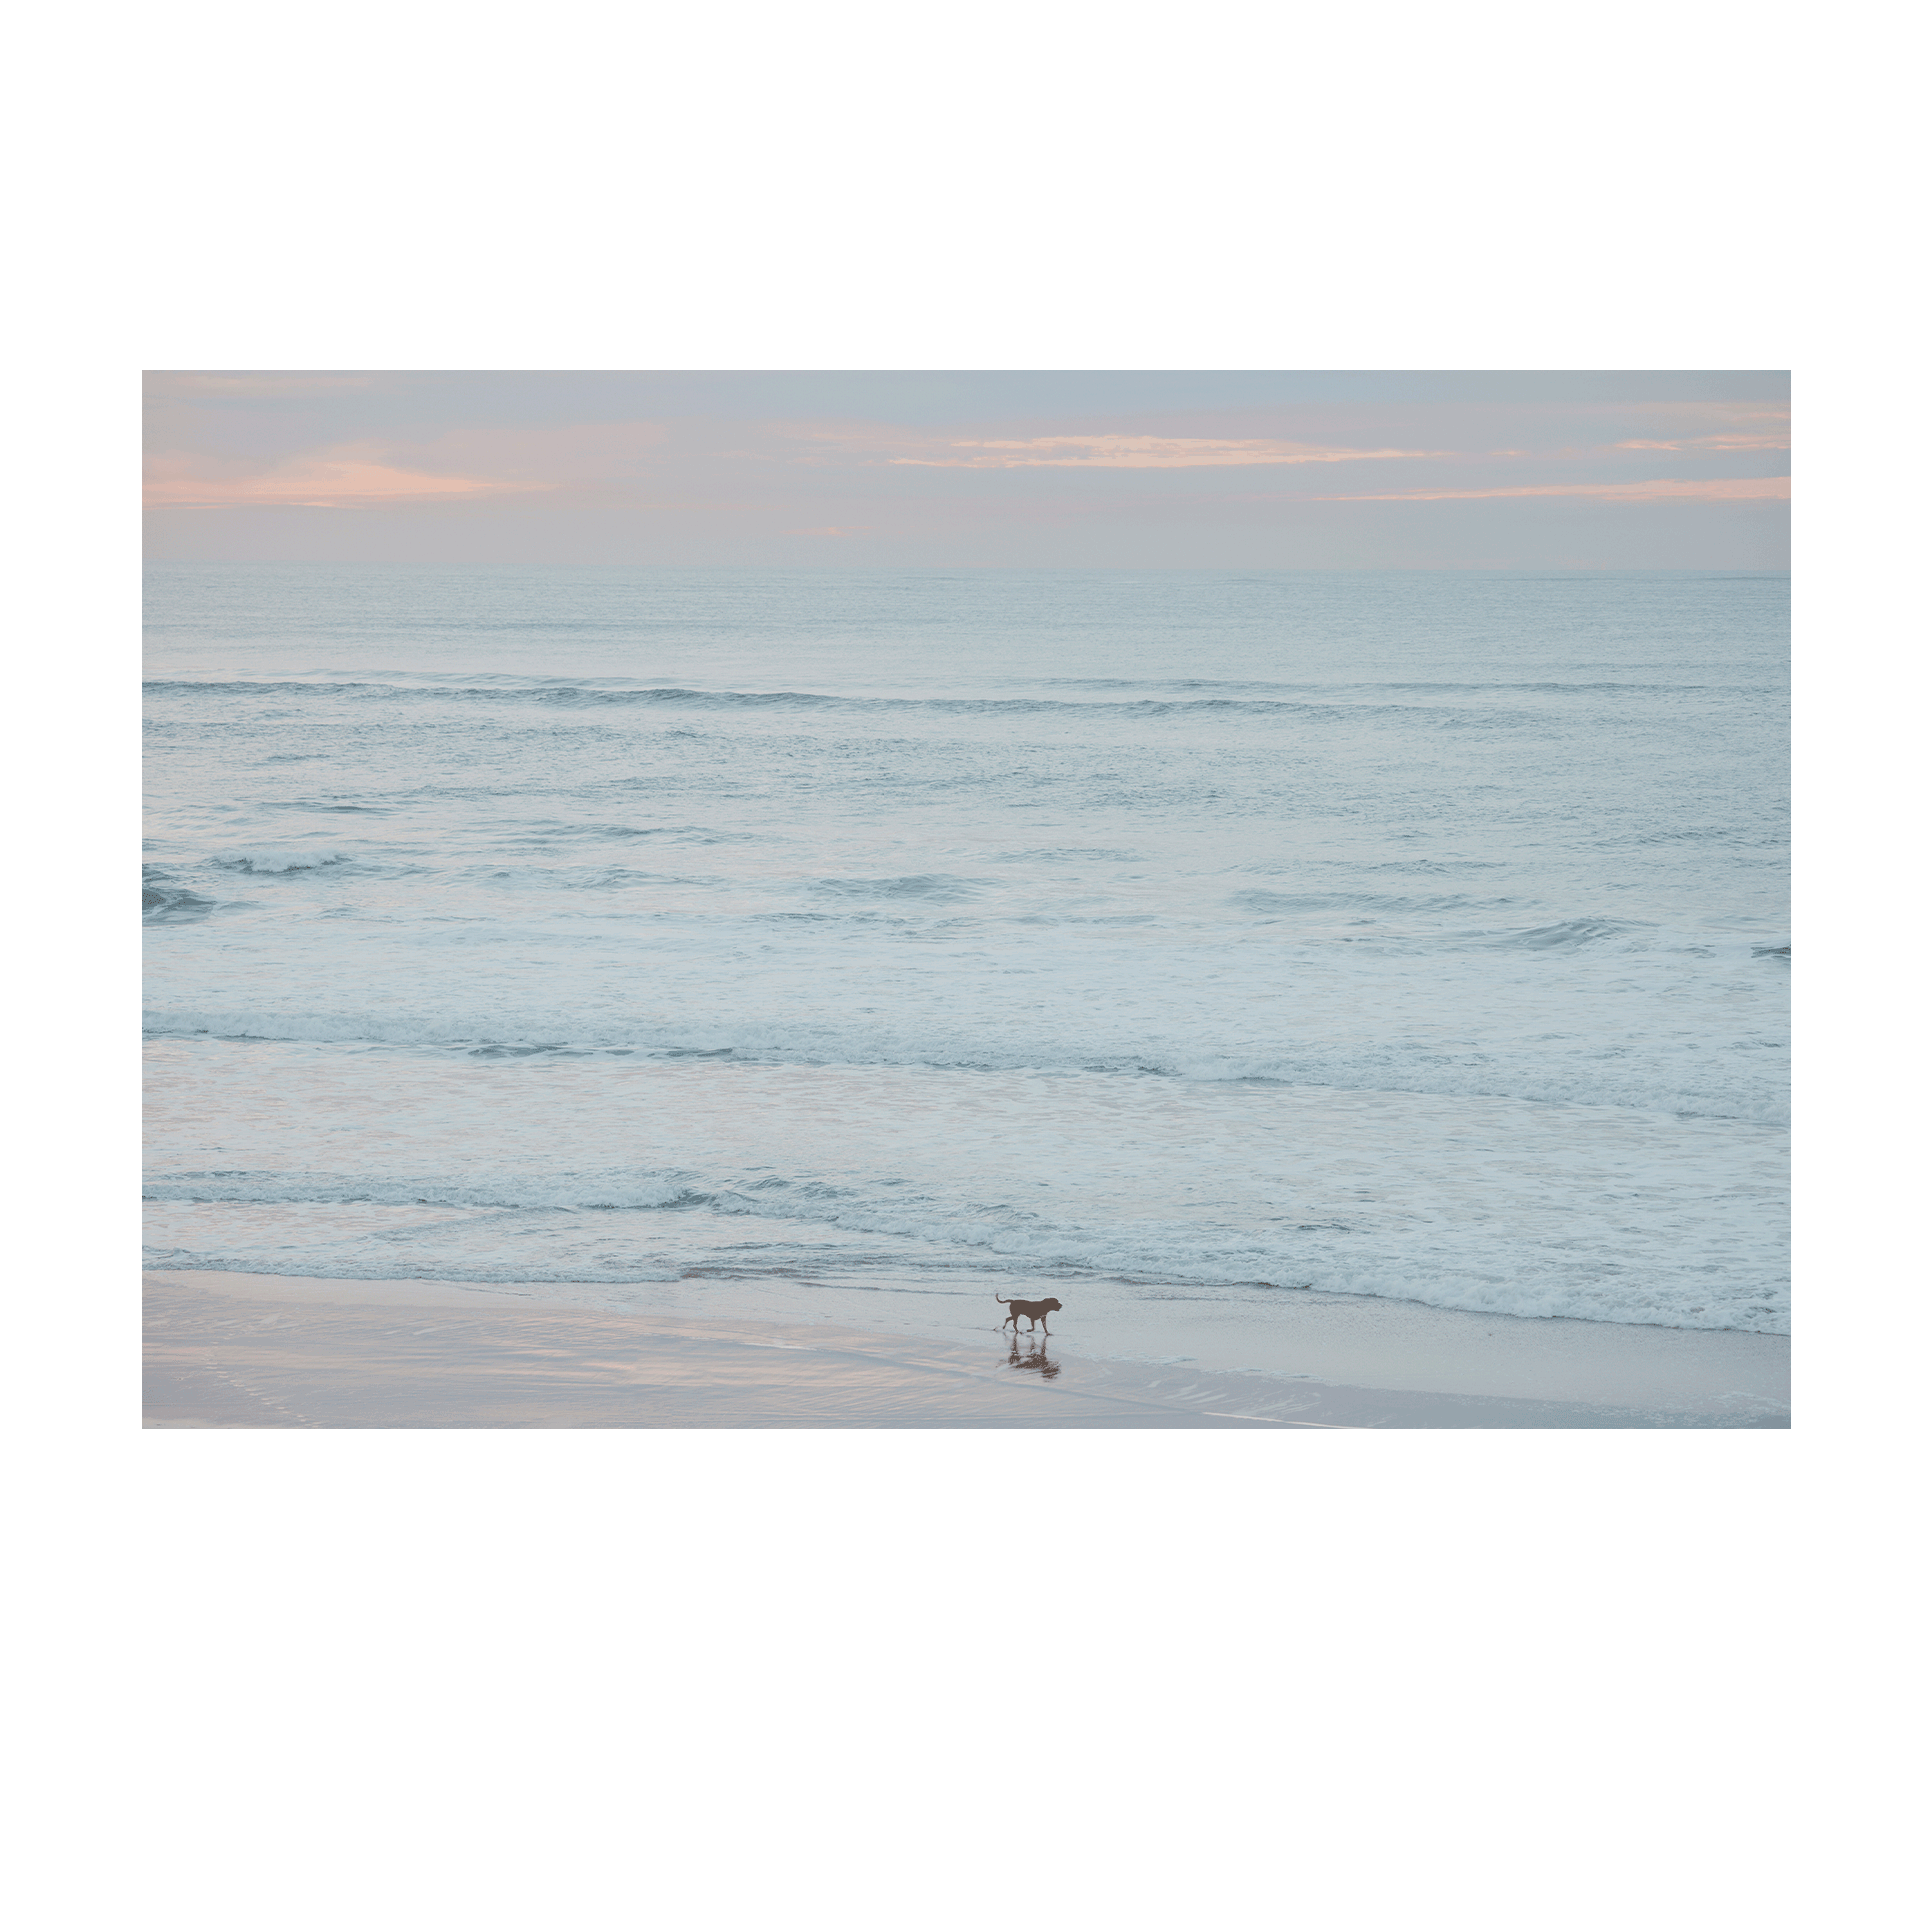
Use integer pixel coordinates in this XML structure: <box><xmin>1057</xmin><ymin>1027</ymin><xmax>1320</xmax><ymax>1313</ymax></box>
<box><xmin>144</xmin><ymin>1270</ymin><xmax>1789</xmax><ymax>1428</ymax></box>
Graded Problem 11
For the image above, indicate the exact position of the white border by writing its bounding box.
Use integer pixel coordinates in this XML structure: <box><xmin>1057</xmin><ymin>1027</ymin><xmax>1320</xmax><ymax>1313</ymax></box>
<box><xmin>17</xmin><ymin>7</ymin><xmax>1901</xmax><ymax>1915</ymax></box>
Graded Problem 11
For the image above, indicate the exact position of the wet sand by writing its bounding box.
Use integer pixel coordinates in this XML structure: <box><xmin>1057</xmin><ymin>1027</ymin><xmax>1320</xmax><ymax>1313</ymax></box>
<box><xmin>144</xmin><ymin>1270</ymin><xmax>1789</xmax><ymax>1428</ymax></box>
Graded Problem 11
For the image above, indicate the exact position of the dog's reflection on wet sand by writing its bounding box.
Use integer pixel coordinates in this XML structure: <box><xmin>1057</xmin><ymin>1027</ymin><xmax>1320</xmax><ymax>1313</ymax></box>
<box><xmin>1003</xmin><ymin>1332</ymin><xmax>1060</xmax><ymax>1380</ymax></box>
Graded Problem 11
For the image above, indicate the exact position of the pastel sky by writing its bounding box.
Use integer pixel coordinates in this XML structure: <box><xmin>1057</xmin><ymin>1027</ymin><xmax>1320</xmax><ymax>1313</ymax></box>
<box><xmin>144</xmin><ymin>371</ymin><xmax>1787</xmax><ymax>568</ymax></box>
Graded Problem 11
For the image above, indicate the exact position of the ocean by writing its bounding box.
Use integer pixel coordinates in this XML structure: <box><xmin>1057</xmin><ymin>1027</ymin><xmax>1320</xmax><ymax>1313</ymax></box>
<box><xmin>143</xmin><ymin>565</ymin><xmax>1788</xmax><ymax>1348</ymax></box>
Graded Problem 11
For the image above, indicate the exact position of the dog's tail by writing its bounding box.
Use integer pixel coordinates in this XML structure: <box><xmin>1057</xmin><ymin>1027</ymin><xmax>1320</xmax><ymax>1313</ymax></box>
<box><xmin>995</xmin><ymin>1293</ymin><xmax>1008</xmax><ymax>1304</ymax></box>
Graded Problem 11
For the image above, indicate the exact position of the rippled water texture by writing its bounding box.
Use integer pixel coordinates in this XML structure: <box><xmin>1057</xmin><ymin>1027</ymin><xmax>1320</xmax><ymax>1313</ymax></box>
<box><xmin>144</xmin><ymin>566</ymin><xmax>1788</xmax><ymax>1332</ymax></box>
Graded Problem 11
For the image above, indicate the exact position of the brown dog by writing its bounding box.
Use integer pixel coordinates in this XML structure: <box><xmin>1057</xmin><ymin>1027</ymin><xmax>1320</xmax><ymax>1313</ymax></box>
<box><xmin>996</xmin><ymin>1293</ymin><xmax>1062</xmax><ymax>1334</ymax></box>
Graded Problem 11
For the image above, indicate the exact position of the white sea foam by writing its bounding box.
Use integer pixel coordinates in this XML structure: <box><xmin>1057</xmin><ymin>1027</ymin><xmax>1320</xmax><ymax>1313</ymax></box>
<box><xmin>209</xmin><ymin>848</ymin><xmax>352</xmax><ymax>874</ymax></box>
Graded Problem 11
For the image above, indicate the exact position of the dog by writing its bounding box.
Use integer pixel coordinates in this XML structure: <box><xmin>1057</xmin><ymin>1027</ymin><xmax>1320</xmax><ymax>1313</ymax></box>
<box><xmin>996</xmin><ymin>1293</ymin><xmax>1062</xmax><ymax>1335</ymax></box>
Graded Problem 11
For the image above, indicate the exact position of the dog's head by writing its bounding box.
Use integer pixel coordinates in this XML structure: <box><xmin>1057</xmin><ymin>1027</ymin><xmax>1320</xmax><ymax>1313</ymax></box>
<box><xmin>1040</xmin><ymin>1298</ymin><xmax>1062</xmax><ymax>1315</ymax></box>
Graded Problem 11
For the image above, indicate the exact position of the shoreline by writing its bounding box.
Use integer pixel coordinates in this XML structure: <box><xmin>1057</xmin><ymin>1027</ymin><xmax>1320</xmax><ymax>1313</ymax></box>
<box><xmin>144</xmin><ymin>1270</ymin><xmax>1789</xmax><ymax>1429</ymax></box>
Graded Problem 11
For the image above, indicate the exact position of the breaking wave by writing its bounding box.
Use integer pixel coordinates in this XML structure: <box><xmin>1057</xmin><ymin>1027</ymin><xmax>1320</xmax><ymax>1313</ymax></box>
<box><xmin>143</xmin><ymin>883</ymin><xmax>218</xmax><ymax>920</ymax></box>
<box><xmin>209</xmin><ymin>849</ymin><xmax>352</xmax><ymax>874</ymax></box>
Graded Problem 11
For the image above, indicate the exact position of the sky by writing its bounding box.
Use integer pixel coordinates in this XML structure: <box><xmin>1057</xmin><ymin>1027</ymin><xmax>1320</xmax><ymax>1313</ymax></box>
<box><xmin>143</xmin><ymin>371</ymin><xmax>1788</xmax><ymax>568</ymax></box>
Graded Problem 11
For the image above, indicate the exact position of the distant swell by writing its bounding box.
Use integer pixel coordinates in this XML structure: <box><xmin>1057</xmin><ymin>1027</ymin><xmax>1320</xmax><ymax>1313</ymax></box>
<box><xmin>143</xmin><ymin>680</ymin><xmax>1551</xmax><ymax>725</ymax></box>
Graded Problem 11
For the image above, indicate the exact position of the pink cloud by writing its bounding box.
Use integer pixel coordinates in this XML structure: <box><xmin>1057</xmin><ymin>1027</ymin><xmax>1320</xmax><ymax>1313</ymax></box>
<box><xmin>145</xmin><ymin>421</ymin><xmax>677</xmax><ymax>509</ymax></box>
<box><xmin>144</xmin><ymin>451</ymin><xmax>544</xmax><ymax>510</ymax></box>
<box><xmin>1312</xmin><ymin>476</ymin><xmax>1790</xmax><ymax>503</ymax></box>
<box><xmin>1615</xmin><ymin>433</ymin><xmax>1790</xmax><ymax>452</ymax></box>
<box><xmin>891</xmin><ymin>434</ymin><xmax>1458</xmax><ymax>470</ymax></box>
<box><xmin>400</xmin><ymin>421</ymin><xmax>672</xmax><ymax>483</ymax></box>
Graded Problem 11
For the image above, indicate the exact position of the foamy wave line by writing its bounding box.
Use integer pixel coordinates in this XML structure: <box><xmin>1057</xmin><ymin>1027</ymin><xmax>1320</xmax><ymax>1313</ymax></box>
<box><xmin>145</xmin><ymin>1170</ymin><xmax>707</xmax><ymax>1210</ymax></box>
<box><xmin>147</xmin><ymin>672</ymin><xmax>1733</xmax><ymax>697</ymax></box>
<box><xmin>141</xmin><ymin>680</ymin><xmax>1557</xmax><ymax>726</ymax></box>
<box><xmin>207</xmin><ymin>850</ymin><xmax>353</xmax><ymax>874</ymax></box>
<box><xmin>141</xmin><ymin>1009</ymin><xmax>1788</xmax><ymax>1127</ymax></box>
